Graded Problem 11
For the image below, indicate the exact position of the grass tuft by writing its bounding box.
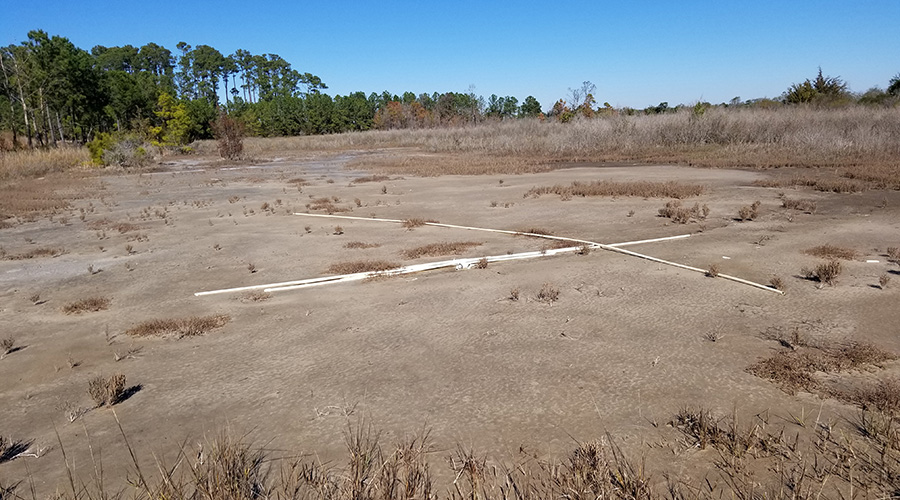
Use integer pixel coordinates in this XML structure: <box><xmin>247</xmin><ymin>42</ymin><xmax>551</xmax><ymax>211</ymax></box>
<box><xmin>87</xmin><ymin>373</ymin><xmax>127</xmax><ymax>407</ymax></box>
<box><xmin>62</xmin><ymin>296</ymin><xmax>110</xmax><ymax>314</ymax></box>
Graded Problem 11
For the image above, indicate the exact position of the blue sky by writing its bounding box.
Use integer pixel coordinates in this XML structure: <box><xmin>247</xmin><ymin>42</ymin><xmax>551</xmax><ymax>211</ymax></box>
<box><xmin>3</xmin><ymin>0</ymin><xmax>898</xmax><ymax>110</ymax></box>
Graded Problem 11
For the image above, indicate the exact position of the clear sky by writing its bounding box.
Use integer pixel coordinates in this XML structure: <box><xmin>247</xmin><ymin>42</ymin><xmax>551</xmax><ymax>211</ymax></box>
<box><xmin>2</xmin><ymin>0</ymin><xmax>898</xmax><ymax>110</ymax></box>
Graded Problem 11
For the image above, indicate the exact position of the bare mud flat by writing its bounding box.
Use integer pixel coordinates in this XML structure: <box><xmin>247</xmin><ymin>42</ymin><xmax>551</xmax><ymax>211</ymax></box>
<box><xmin>1</xmin><ymin>154</ymin><xmax>899</xmax><ymax>493</ymax></box>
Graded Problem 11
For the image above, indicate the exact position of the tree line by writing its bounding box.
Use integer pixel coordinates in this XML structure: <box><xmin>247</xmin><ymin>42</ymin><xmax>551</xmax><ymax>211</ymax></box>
<box><xmin>0</xmin><ymin>30</ymin><xmax>546</xmax><ymax>148</ymax></box>
<box><xmin>1</xmin><ymin>30</ymin><xmax>898</xmax><ymax>151</ymax></box>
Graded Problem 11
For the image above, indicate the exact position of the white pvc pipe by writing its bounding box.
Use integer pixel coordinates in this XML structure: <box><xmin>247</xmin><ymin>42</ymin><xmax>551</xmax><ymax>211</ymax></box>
<box><xmin>607</xmin><ymin>234</ymin><xmax>692</xmax><ymax>247</ymax></box>
<box><xmin>290</xmin><ymin>212</ymin><xmax>783</xmax><ymax>295</ymax></box>
<box><xmin>264</xmin><ymin>246</ymin><xmax>585</xmax><ymax>292</ymax></box>
<box><xmin>195</xmin><ymin>245</ymin><xmax>586</xmax><ymax>296</ymax></box>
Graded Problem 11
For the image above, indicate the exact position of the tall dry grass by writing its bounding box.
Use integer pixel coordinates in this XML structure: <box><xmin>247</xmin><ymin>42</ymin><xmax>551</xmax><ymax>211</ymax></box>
<box><xmin>0</xmin><ymin>147</ymin><xmax>90</xmax><ymax>182</ymax></box>
<box><xmin>193</xmin><ymin>107</ymin><xmax>900</xmax><ymax>182</ymax></box>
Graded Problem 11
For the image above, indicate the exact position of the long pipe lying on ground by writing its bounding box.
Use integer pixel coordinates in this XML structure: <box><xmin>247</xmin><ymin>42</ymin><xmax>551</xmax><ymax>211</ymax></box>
<box><xmin>290</xmin><ymin>212</ymin><xmax>784</xmax><ymax>295</ymax></box>
<box><xmin>194</xmin><ymin>213</ymin><xmax>782</xmax><ymax>296</ymax></box>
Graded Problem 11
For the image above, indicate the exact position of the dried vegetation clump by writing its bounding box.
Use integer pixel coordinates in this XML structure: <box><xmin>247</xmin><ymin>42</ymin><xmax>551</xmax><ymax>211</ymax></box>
<box><xmin>657</xmin><ymin>200</ymin><xmax>709</xmax><ymax>224</ymax></box>
<box><xmin>400</xmin><ymin>218</ymin><xmax>437</xmax><ymax>229</ymax></box>
<box><xmin>62</xmin><ymin>296</ymin><xmax>110</xmax><ymax>314</ymax></box>
<box><xmin>804</xmin><ymin>244</ymin><xmax>858</xmax><ymax>261</ymax></box>
<box><xmin>327</xmin><ymin>260</ymin><xmax>400</xmax><ymax>274</ymax></box>
<box><xmin>802</xmin><ymin>260</ymin><xmax>843</xmax><ymax>285</ymax></box>
<box><xmin>886</xmin><ymin>246</ymin><xmax>900</xmax><ymax>264</ymax></box>
<box><xmin>537</xmin><ymin>283</ymin><xmax>560</xmax><ymax>303</ymax></box>
<box><xmin>781</xmin><ymin>197</ymin><xmax>817</xmax><ymax>213</ymax></box>
<box><xmin>525</xmin><ymin>180</ymin><xmax>704</xmax><ymax>200</ymax></box>
<box><xmin>0</xmin><ymin>336</ymin><xmax>15</xmax><ymax>357</ymax></box>
<box><xmin>350</xmin><ymin>174</ymin><xmax>392</xmax><ymax>184</ymax></box>
<box><xmin>515</xmin><ymin>227</ymin><xmax>554</xmax><ymax>236</ymax></box>
<box><xmin>125</xmin><ymin>314</ymin><xmax>230</xmax><ymax>338</ymax></box>
<box><xmin>306</xmin><ymin>197</ymin><xmax>350</xmax><ymax>214</ymax></box>
<box><xmin>239</xmin><ymin>290</ymin><xmax>271</xmax><ymax>303</ymax></box>
<box><xmin>87</xmin><ymin>373</ymin><xmax>127</xmax><ymax>407</ymax></box>
<box><xmin>401</xmin><ymin>241</ymin><xmax>483</xmax><ymax>259</ymax></box>
<box><xmin>737</xmin><ymin>201</ymin><xmax>761</xmax><ymax>221</ymax></box>
<box><xmin>210</xmin><ymin>113</ymin><xmax>244</xmax><ymax>160</ymax></box>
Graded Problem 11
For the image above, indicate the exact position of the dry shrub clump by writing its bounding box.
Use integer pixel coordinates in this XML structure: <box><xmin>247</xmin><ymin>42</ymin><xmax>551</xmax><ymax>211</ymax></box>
<box><xmin>344</xmin><ymin>241</ymin><xmax>382</xmax><ymax>249</ymax></box>
<box><xmin>1</xmin><ymin>336</ymin><xmax>14</xmax><ymax>355</ymax></box>
<box><xmin>805</xmin><ymin>244</ymin><xmax>858</xmax><ymax>260</ymax></box>
<box><xmin>327</xmin><ymin>260</ymin><xmax>400</xmax><ymax>274</ymax></box>
<box><xmin>525</xmin><ymin>180</ymin><xmax>704</xmax><ymax>200</ymax></box>
<box><xmin>781</xmin><ymin>197</ymin><xmax>817</xmax><ymax>213</ymax></box>
<box><xmin>769</xmin><ymin>276</ymin><xmax>785</xmax><ymax>291</ymax></box>
<box><xmin>87</xmin><ymin>373</ymin><xmax>127</xmax><ymax>407</ymax></box>
<box><xmin>657</xmin><ymin>200</ymin><xmax>709</xmax><ymax>224</ymax></box>
<box><xmin>210</xmin><ymin>113</ymin><xmax>245</xmax><ymax>160</ymax></box>
<box><xmin>62</xmin><ymin>296</ymin><xmax>110</xmax><ymax>314</ymax></box>
<box><xmin>802</xmin><ymin>260</ymin><xmax>843</xmax><ymax>285</ymax></box>
<box><xmin>306</xmin><ymin>197</ymin><xmax>350</xmax><ymax>214</ymax></box>
<box><xmin>537</xmin><ymin>283</ymin><xmax>560</xmax><ymax>303</ymax></box>
<box><xmin>737</xmin><ymin>200</ymin><xmax>761</xmax><ymax>221</ymax></box>
<box><xmin>1</xmin><ymin>246</ymin><xmax>65</xmax><ymax>260</ymax></box>
<box><xmin>401</xmin><ymin>241</ymin><xmax>483</xmax><ymax>259</ymax></box>
<box><xmin>401</xmin><ymin>217</ymin><xmax>437</xmax><ymax>229</ymax></box>
<box><xmin>887</xmin><ymin>246</ymin><xmax>900</xmax><ymax>264</ymax></box>
<box><xmin>125</xmin><ymin>314</ymin><xmax>230</xmax><ymax>338</ymax></box>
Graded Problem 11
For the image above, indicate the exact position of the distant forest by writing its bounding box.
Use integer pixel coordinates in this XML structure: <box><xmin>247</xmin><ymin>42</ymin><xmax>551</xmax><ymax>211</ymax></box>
<box><xmin>1</xmin><ymin>30</ymin><xmax>898</xmax><ymax>149</ymax></box>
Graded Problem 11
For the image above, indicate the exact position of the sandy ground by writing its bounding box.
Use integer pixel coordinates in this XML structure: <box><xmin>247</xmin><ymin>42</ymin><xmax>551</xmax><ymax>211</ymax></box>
<box><xmin>1</xmin><ymin>153</ymin><xmax>899</xmax><ymax>492</ymax></box>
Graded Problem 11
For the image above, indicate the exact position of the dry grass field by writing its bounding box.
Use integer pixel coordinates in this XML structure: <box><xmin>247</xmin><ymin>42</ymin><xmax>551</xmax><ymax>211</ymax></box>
<box><xmin>2</xmin><ymin>111</ymin><xmax>900</xmax><ymax>498</ymax></box>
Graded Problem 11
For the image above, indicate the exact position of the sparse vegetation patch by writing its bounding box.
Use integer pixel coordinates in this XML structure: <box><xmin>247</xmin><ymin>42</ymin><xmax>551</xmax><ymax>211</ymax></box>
<box><xmin>749</xmin><ymin>339</ymin><xmax>895</xmax><ymax>395</ymax></box>
<box><xmin>805</xmin><ymin>244</ymin><xmax>858</xmax><ymax>260</ymax></box>
<box><xmin>344</xmin><ymin>241</ymin><xmax>381</xmax><ymax>249</ymax></box>
<box><xmin>525</xmin><ymin>180</ymin><xmax>704</xmax><ymax>200</ymax></box>
<box><xmin>351</xmin><ymin>174</ymin><xmax>392</xmax><ymax>184</ymax></box>
<box><xmin>326</xmin><ymin>260</ymin><xmax>401</xmax><ymax>274</ymax></box>
<box><xmin>401</xmin><ymin>241</ymin><xmax>483</xmax><ymax>259</ymax></box>
<box><xmin>1</xmin><ymin>247</ymin><xmax>65</xmax><ymax>260</ymax></box>
<box><xmin>125</xmin><ymin>314</ymin><xmax>230</xmax><ymax>338</ymax></box>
